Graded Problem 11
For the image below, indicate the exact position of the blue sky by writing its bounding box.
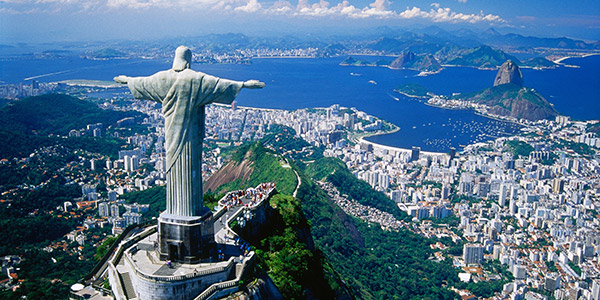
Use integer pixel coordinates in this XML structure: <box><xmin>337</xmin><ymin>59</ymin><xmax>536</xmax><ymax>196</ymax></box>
<box><xmin>1</xmin><ymin>0</ymin><xmax>599</xmax><ymax>43</ymax></box>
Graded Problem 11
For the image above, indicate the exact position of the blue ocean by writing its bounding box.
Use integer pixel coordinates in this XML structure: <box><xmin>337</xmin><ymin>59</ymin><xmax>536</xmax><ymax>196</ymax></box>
<box><xmin>1</xmin><ymin>54</ymin><xmax>598</xmax><ymax>152</ymax></box>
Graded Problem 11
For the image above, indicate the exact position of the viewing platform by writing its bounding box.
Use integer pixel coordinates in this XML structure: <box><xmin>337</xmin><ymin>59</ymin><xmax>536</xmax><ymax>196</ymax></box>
<box><xmin>103</xmin><ymin>183</ymin><xmax>276</xmax><ymax>300</ymax></box>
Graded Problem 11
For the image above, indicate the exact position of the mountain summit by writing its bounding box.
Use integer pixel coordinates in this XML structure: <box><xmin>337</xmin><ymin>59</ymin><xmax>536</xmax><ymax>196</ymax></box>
<box><xmin>494</xmin><ymin>60</ymin><xmax>523</xmax><ymax>87</ymax></box>
<box><xmin>462</xmin><ymin>60</ymin><xmax>558</xmax><ymax>121</ymax></box>
<box><xmin>389</xmin><ymin>51</ymin><xmax>442</xmax><ymax>72</ymax></box>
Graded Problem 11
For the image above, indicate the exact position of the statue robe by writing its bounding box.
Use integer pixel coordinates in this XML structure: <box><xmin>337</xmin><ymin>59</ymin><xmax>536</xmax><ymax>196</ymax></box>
<box><xmin>127</xmin><ymin>69</ymin><xmax>243</xmax><ymax>216</ymax></box>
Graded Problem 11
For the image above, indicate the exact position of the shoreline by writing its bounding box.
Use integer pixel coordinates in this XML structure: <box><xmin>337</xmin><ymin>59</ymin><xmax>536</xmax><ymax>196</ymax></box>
<box><xmin>253</xmin><ymin>55</ymin><xmax>316</xmax><ymax>59</ymax></box>
<box><xmin>552</xmin><ymin>53</ymin><xmax>599</xmax><ymax>66</ymax></box>
<box><xmin>424</xmin><ymin>100</ymin><xmax>529</xmax><ymax>128</ymax></box>
<box><xmin>55</xmin><ymin>79</ymin><xmax>121</xmax><ymax>88</ymax></box>
<box><xmin>395</xmin><ymin>90</ymin><xmax>429</xmax><ymax>99</ymax></box>
<box><xmin>359</xmin><ymin>134</ymin><xmax>447</xmax><ymax>156</ymax></box>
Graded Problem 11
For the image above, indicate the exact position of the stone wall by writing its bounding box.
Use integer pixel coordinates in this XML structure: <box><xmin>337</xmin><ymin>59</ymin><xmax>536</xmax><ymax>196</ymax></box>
<box><xmin>128</xmin><ymin>262</ymin><xmax>233</xmax><ymax>300</ymax></box>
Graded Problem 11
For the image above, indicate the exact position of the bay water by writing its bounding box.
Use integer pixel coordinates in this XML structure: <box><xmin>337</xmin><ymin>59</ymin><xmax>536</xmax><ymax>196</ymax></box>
<box><xmin>1</xmin><ymin>54</ymin><xmax>598</xmax><ymax>152</ymax></box>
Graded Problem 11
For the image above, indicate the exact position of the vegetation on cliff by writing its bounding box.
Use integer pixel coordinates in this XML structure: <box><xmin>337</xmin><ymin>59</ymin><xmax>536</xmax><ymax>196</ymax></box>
<box><xmin>296</xmin><ymin>173</ymin><xmax>460</xmax><ymax>299</ymax></box>
<box><xmin>468</xmin><ymin>83</ymin><xmax>558</xmax><ymax>120</ymax></box>
<box><xmin>234</xmin><ymin>193</ymin><xmax>343</xmax><ymax>299</ymax></box>
<box><xmin>395</xmin><ymin>83</ymin><xmax>430</xmax><ymax>98</ymax></box>
<box><xmin>340</xmin><ymin>56</ymin><xmax>376</xmax><ymax>66</ymax></box>
<box><xmin>446</xmin><ymin>61</ymin><xmax>558</xmax><ymax>121</ymax></box>
<box><xmin>205</xmin><ymin>141</ymin><xmax>298</xmax><ymax>195</ymax></box>
<box><xmin>207</xmin><ymin>127</ymin><xmax>465</xmax><ymax>299</ymax></box>
<box><xmin>389</xmin><ymin>51</ymin><xmax>442</xmax><ymax>72</ymax></box>
<box><xmin>446</xmin><ymin>45</ymin><xmax>520</xmax><ymax>69</ymax></box>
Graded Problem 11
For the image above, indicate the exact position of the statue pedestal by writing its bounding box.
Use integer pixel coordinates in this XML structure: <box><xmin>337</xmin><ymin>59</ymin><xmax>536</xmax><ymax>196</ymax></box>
<box><xmin>158</xmin><ymin>208</ymin><xmax>215</xmax><ymax>263</ymax></box>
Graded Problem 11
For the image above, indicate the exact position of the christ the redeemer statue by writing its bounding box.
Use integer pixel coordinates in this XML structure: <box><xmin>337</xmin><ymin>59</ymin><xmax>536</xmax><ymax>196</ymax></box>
<box><xmin>114</xmin><ymin>46</ymin><xmax>264</xmax><ymax>217</ymax></box>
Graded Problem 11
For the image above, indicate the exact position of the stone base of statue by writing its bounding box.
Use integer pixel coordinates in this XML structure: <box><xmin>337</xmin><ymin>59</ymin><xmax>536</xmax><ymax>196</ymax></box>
<box><xmin>158</xmin><ymin>208</ymin><xmax>215</xmax><ymax>263</ymax></box>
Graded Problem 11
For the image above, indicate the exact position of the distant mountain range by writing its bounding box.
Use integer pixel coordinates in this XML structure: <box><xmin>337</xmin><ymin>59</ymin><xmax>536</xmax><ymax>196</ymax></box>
<box><xmin>372</xmin><ymin>25</ymin><xmax>599</xmax><ymax>50</ymax></box>
<box><xmin>353</xmin><ymin>26</ymin><xmax>600</xmax><ymax>70</ymax></box>
<box><xmin>336</xmin><ymin>23</ymin><xmax>600</xmax><ymax>72</ymax></box>
<box><xmin>340</xmin><ymin>44</ymin><xmax>557</xmax><ymax>73</ymax></box>
<box><xmin>3</xmin><ymin>27</ymin><xmax>597</xmax><ymax>71</ymax></box>
<box><xmin>445</xmin><ymin>45</ymin><xmax>520</xmax><ymax>69</ymax></box>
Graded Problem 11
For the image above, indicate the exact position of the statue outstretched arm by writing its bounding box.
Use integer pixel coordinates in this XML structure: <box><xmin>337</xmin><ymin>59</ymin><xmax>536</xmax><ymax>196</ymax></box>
<box><xmin>114</xmin><ymin>72</ymin><xmax>168</xmax><ymax>103</ymax></box>
<box><xmin>242</xmin><ymin>80</ymin><xmax>265</xmax><ymax>89</ymax></box>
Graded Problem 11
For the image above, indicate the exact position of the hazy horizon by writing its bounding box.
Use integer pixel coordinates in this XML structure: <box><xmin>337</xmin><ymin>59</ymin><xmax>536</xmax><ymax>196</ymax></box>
<box><xmin>1</xmin><ymin>0</ymin><xmax>599</xmax><ymax>44</ymax></box>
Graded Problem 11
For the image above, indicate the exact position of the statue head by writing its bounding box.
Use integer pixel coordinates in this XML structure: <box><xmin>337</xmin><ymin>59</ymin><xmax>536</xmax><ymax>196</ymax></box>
<box><xmin>172</xmin><ymin>46</ymin><xmax>192</xmax><ymax>72</ymax></box>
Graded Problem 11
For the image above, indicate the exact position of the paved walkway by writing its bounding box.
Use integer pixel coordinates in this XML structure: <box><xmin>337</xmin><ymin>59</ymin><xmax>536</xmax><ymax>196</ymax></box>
<box><xmin>124</xmin><ymin>185</ymin><xmax>275</xmax><ymax>278</ymax></box>
<box><xmin>96</xmin><ymin>185</ymin><xmax>275</xmax><ymax>300</ymax></box>
<box><xmin>214</xmin><ymin>185</ymin><xmax>275</xmax><ymax>244</ymax></box>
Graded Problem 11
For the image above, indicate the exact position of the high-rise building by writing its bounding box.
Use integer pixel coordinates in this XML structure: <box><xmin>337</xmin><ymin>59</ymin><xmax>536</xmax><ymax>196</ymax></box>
<box><xmin>442</xmin><ymin>185</ymin><xmax>450</xmax><ymax>200</ymax></box>
<box><xmin>592</xmin><ymin>279</ymin><xmax>600</xmax><ymax>300</ymax></box>
<box><xmin>499</xmin><ymin>183</ymin><xmax>508</xmax><ymax>207</ymax></box>
<box><xmin>544</xmin><ymin>273</ymin><xmax>560</xmax><ymax>291</ymax></box>
<box><xmin>123</xmin><ymin>212</ymin><xmax>143</xmax><ymax>226</ymax></box>
<box><xmin>70</xmin><ymin>129</ymin><xmax>82</xmax><ymax>137</ymax></box>
<box><xmin>512</xmin><ymin>265</ymin><xmax>527</xmax><ymax>280</ymax></box>
<box><xmin>110</xmin><ymin>204</ymin><xmax>120</xmax><ymax>218</ymax></box>
<box><xmin>98</xmin><ymin>202</ymin><xmax>110</xmax><ymax>217</ymax></box>
<box><xmin>108</xmin><ymin>190</ymin><xmax>117</xmax><ymax>202</ymax></box>
<box><xmin>509</xmin><ymin>199</ymin><xmax>518</xmax><ymax>215</ymax></box>
<box><xmin>510</xmin><ymin>186</ymin><xmax>519</xmax><ymax>200</ymax></box>
<box><xmin>87</xmin><ymin>192</ymin><xmax>98</xmax><ymax>201</ymax></box>
<box><xmin>390</xmin><ymin>190</ymin><xmax>402</xmax><ymax>203</ymax></box>
<box><xmin>463</xmin><ymin>244</ymin><xmax>484</xmax><ymax>265</ymax></box>
<box><xmin>130</xmin><ymin>155</ymin><xmax>139</xmax><ymax>172</ymax></box>
<box><xmin>344</xmin><ymin>113</ymin><xmax>356</xmax><ymax>129</ymax></box>
<box><xmin>124</xmin><ymin>155</ymin><xmax>131</xmax><ymax>172</ymax></box>
<box><xmin>82</xmin><ymin>184</ymin><xmax>96</xmax><ymax>195</ymax></box>
<box><xmin>378</xmin><ymin>173</ymin><xmax>390</xmax><ymax>189</ymax></box>
<box><xmin>553</xmin><ymin>178</ymin><xmax>564</xmax><ymax>194</ymax></box>
<box><xmin>410</xmin><ymin>146</ymin><xmax>420</xmax><ymax>162</ymax></box>
<box><xmin>119</xmin><ymin>149</ymin><xmax>143</xmax><ymax>160</ymax></box>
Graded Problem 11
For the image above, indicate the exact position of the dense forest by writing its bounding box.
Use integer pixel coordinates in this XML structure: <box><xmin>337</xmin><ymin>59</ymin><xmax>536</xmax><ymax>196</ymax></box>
<box><xmin>0</xmin><ymin>94</ymin><xmax>141</xmax><ymax>159</ymax></box>
<box><xmin>0</xmin><ymin>93</ymin><xmax>142</xmax><ymax>136</ymax></box>
<box><xmin>234</xmin><ymin>193</ymin><xmax>346</xmax><ymax>299</ymax></box>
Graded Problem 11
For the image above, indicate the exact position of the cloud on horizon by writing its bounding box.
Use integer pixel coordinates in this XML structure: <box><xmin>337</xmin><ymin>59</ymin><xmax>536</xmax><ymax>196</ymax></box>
<box><xmin>0</xmin><ymin>0</ymin><xmax>505</xmax><ymax>24</ymax></box>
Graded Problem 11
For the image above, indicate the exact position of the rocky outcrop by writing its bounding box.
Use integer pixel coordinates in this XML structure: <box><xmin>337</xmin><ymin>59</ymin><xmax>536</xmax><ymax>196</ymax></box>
<box><xmin>469</xmin><ymin>84</ymin><xmax>558</xmax><ymax>121</ymax></box>
<box><xmin>467</xmin><ymin>59</ymin><xmax>559</xmax><ymax>120</ymax></box>
<box><xmin>389</xmin><ymin>51</ymin><xmax>416</xmax><ymax>68</ymax></box>
<box><xmin>494</xmin><ymin>60</ymin><xmax>523</xmax><ymax>87</ymax></box>
<box><xmin>389</xmin><ymin>51</ymin><xmax>442</xmax><ymax>72</ymax></box>
<box><xmin>204</xmin><ymin>152</ymin><xmax>254</xmax><ymax>193</ymax></box>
